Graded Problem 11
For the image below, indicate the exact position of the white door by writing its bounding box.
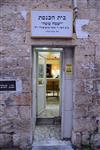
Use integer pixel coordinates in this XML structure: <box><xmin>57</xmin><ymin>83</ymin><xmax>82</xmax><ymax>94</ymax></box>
<box><xmin>37</xmin><ymin>53</ymin><xmax>46</xmax><ymax>116</ymax></box>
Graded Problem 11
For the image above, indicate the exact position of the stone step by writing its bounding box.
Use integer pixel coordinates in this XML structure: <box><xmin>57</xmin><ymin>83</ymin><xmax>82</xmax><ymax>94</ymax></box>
<box><xmin>32</xmin><ymin>145</ymin><xmax>74</xmax><ymax>150</ymax></box>
<box><xmin>32</xmin><ymin>141</ymin><xmax>74</xmax><ymax>150</ymax></box>
<box><xmin>36</xmin><ymin>117</ymin><xmax>61</xmax><ymax>125</ymax></box>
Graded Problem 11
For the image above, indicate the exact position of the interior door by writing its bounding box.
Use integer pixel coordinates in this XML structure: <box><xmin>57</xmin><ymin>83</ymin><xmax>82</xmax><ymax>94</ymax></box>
<box><xmin>37</xmin><ymin>53</ymin><xmax>46</xmax><ymax>116</ymax></box>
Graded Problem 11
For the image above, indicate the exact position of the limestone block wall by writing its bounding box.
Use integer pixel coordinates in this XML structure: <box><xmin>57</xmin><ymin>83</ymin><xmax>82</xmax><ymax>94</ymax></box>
<box><xmin>0</xmin><ymin>1</ymin><xmax>32</xmax><ymax>149</ymax></box>
<box><xmin>72</xmin><ymin>0</ymin><xmax>100</xmax><ymax>149</ymax></box>
<box><xmin>0</xmin><ymin>0</ymin><xmax>72</xmax><ymax>149</ymax></box>
<box><xmin>0</xmin><ymin>0</ymin><xmax>100</xmax><ymax>149</ymax></box>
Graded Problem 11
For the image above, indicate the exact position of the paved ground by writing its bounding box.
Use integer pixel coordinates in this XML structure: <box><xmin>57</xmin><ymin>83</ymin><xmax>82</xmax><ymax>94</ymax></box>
<box><xmin>33</xmin><ymin>125</ymin><xmax>74</xmax><ymax>150</ymax></box>
<box><xmin>33</xmin><ymin>125</ymin><xmax>61</xmax><ymax>142</ymax></box>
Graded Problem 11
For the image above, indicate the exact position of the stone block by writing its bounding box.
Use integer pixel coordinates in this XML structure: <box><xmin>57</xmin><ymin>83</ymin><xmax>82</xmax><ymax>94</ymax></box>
<box><xmin>83</xmin><ymin>79</ymin><xmax>94</xmax><ymax>94</ymax></box>
<box><xmin>88</xmin><ymin>104</ymin><xmax>100</xmax><ymax>118</ymax></box>
<box><xmin>82</xmin><ymin>132</ymin><xmax>90</xmax><ymax>145</ymax></box>
<box><xmin>91</xmin><ymin>134</ymin><xmax>100</xmax><ymax>149</ymax></box>
<box><xmin>5</xmin><ymin>105</ymin><xmax>18</xmax><ymax>119</ymax></box>
<box><xmin>12</xmin><ymin>106</ymin><xmax>32</xmax><ymax>132</ymax></box>
<box><xmin>3</xmin><ymin>105</ymin><xmax>31</xmax><ymax>120</ymax></box>
<box><xmin>95</xmin><ymin>47</ymin><xmax>100</xmax><ymax>78</ymax></box>
<box><xmin>0</xmin><ymin>31</ymin><xmax>26</xmax><ymax>46</ymax></box>
<box><xmin>72</xmin><ymin>131</ymin><xmax>82</xmax><ymax>147</ymax></box>
<box><xmin>2</xmin><ymin>14</ymin><xmax>16</xmax><ymax>31</ymax></box>
<box><xmin>74</xmin><ymin>79</ymin><xmax>95</xmax><ymax>95</ymax></box>
<box><xmin>13</xmin><ymin>132</ymin><xmax>32</xmax><ymax>149</ymax></box>
<box><xmin>0</xmin><ymin>33</ymin><xmax>11</xmax><ymax>46</ymax></box>
<box><xmin>75</xmin><ymin>43</ymin><xmax>95</xmax><ymax>55</ymax></box>
<box><xmin>96</xmin><ymin>117</ymin><xmax>100</xmax><ymax>134</ymax></box>
<box><xmin>0</xmin><ymin>91</ymin><xmax>32</xmax><ymax>107</ymax></box>
<box><xmin>75</xmin><ymin>45</ymin><xmax>95</xmax><ymax>79</ymax></box>
<box><xmin>16</xmin><ymin>56</ymin><xmax>31</xmax><ymax>69</ymax></box>
<box><xmin>0</xmin><ymin>94</ymin><xmax>8</xmax><ymax>104</ymax></box>
<box><xmin>0</xmin><ymin>105</ymin><xmax>32</xmax><ymax>133</ymax></box>
<box><xmin>92</xmin><ymin>95</ymin><xmax>100</xmax><ymax>106</ymax></box>
<box><xmin>10</xmin><ymin>92</ymin><xmax>32</xmax><ymax>105</ymax></box>
<box><xmin>73</xmin><ymin>105</ymin><xmax>89</xmax><ymax>119</ymax></box>
<box><xmin>0</xmin><ymin>57</ymin><xmax>17</xmax><ymax>69</ymax></box>
<box><xmin>79</xmin><ymin>8</ymin><xmax>89</xmax><ymax>19</ymax></box>
<box><xmin>0</xmin><ymin>134</ymin><xmax>12</xmax><ymax>147</ymax></box>
<box><xmin>78</xmin><ymin>0</ymin><xmax>88</xmax><ymax>9</ymax></box>
<box><xmin>14</xmin><ymin>67</ymin><xmax>31</xmax><ymax>79</ymax></box>
<box><xmin>86</xmin><ymin>20</ymin><xmax>100</xmax><ymax>33</ymax></box>
<box><xmin>0</xmin><ymin>67</ymin><xmax>31</xmax><ymax>80</ymax></box>
<box><xmin>75</xmin><ymin>59</ymin><xmax>95</xmax><ymax>79</ymax></box>
<box><xmin>19</xmin><ymin>106</ymin><xmax>31</xmax><ymax>119</ymax></box>
<box><xmin>15</xmin><ymin>13</ymin><xmax>26</xmax><ymax>31</ymax></box>
<box><xmin>87</xmin><ymin>0</ymin><xmax>97</xmax><ymax>8</ymax></box>
<box><xmin>89</xmin><ymin>8</ymin><xmax>97</xmax><ymax>20</ymax></box>
<box><xmin>0</xmin><ymin>117</ymin><xmax>14</xmax><ymax>133</ymax></box>
<box><xmin>0</xmin><ymin>104</ymin><xmax>5</xmax><ymax>117</ymax></box>
<box><xmin>13</xmin><ymin>118</ymin><xmax>32</xmax><ymax>134</ymax></box>
<box><xmin>1</xmin><ymin>5</ymin><xmax>26</xmax><ymax>32</ymax></box>
<box><xmin>73</xmin><ymin>117</ymin><xmax>97</xmax><ymax>132</ymax></box>
<box><xmin>0</xmin><ymin>45</ymin><xmax>31</xmax><ymax>57</ymax></box>
<box><xmin>98</xmin><ymin>122</ymin><xmax>100</xmax><ymax>134</ymax></box>
<box><xmin>96</xmin><ymin>7</ymin><xmax>100</xmax><ymax>20</ymax></box>
<box><xmin>0</xmin><ymin>2</ymin><xmax>18</xmax><ymax>15</ymax></box>
<box><xmin>22</xmin><ymin>81</ymin><xmax>32</xmax><ymax>92</ymax></box>
<box><xmin>74</xmin><ymin>79</ymin><xmax>85</xmax><ymax>93</ymax></box>
<box><xmin>9</xmin><ymin>31</ymin><xmax>26</xmax><ymax>44</ymax></box>
<box><xmin>96</xmin><ymin>45</ymin><xmax>100</xmax><ymax>56</ymax></box>
<box><xmin>89</xmin><ymin>33</ymin><xmax>100</xmax><ymax>44</ymax></box>
<box><xmin>74</xmin><ymin>93</ymin><xmax>92</xmax><ymax>105</ymax></box>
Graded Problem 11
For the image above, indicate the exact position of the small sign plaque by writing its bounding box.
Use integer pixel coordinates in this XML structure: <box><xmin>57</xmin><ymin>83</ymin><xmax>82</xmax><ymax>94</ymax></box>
<box><xmin>66</xmin><ymin>64</ymin><xmax>72</xmax><ymax>74</ymax></box>
<box><xmin>0</xmin><ymin>81</ymin><xmax>16</xmax><ymax>91</ymax></box>
<box><xmin>31</xmin><ymin>10</ymin><xmax>73</xmax><ymax>38</ymax></box>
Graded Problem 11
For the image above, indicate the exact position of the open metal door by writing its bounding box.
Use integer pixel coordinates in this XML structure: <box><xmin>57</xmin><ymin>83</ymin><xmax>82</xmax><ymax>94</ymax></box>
<box><xmin>37</xmin><ymin>53</ymin><xmax>46</xmax><ymax>116</ymax></box>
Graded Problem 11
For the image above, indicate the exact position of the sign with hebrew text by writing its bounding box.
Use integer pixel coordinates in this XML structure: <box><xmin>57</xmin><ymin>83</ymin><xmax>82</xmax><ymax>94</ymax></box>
<box><xmin>31</xmin><ymin>10</ymin><xmax>73</xmax><ymax>38</ymax></box>
<box><xmin>0</xmin><ymin>81</ymin><xmax>16</xmax><ymax>91</ymax></box>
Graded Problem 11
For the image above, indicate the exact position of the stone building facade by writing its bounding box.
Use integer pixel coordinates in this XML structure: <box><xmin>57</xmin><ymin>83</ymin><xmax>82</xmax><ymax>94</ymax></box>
<box><xmin>0</xmin><ymin>0</ymin><xmax>100</xmax><ymax>149</ymax></box>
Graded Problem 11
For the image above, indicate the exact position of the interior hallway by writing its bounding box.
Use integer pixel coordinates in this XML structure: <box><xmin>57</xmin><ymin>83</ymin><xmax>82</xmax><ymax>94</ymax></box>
<box><xmin>38</xmin><ymin>96</ymin><xmax>59</xmax><ymax>118</ymax></box>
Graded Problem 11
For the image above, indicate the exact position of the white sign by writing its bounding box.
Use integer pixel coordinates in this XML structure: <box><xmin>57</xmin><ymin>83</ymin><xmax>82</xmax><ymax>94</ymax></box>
<box><xmin>31</xmin><ymin>10</ymin><xmax>73</xmax><ymax>38</ymax></box>
<box><xmin>75</xmin><ymin>19</ymin><xmax>89</xmax><ymax>39</ymax></box>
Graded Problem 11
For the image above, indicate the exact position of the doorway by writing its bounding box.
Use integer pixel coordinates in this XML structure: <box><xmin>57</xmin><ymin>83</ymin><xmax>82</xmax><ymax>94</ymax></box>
<box><xmin>37</xmin><ymin>49</ymin><xmax>61</xmax><ymax>121</ymax></box>
<box><xmin>32</xmin><ymin>47</ymin><xmax>74</xmax><ymax>141</ymax></box>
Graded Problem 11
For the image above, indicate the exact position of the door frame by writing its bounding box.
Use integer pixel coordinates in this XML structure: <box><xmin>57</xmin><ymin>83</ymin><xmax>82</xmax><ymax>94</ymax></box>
<box><xmin>32</xmin><ymin>45</ymin><xmax>74</xmax><ymax>140</ymax></box>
